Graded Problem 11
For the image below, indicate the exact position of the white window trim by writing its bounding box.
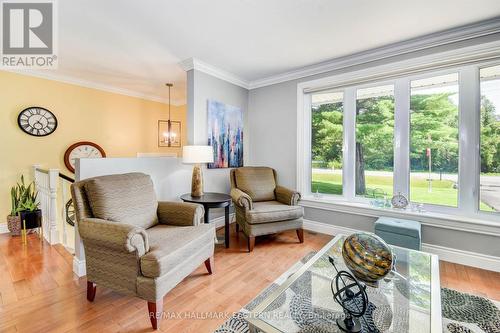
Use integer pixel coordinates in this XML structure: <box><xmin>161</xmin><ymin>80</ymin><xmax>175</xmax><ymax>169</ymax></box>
<box><xmin>297</xmin><ymin>40</ymin><xmax>500</xmax><ymax>227</ymax></box>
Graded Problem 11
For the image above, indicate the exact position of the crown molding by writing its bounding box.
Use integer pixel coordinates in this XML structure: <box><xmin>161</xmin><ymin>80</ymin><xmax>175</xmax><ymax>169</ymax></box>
<box><xmin>249</xmin><ymin>17</ymin><xmax>500</xmax><ymax>89</ymax></box>
<box><xmin>179</xmin><ymin>57</ymin><xmax>250</xmax><ymax>89</ymax></box>
<box><xmin>1</xmin><ymin>69</ymin><xmax>186</xmax><ymax>106</ymax></box>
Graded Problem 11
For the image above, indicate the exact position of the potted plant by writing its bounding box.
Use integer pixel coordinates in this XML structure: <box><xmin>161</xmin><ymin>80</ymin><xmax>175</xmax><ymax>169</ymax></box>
<box><xmin>6</xmin><ymin>184</ymin><xmax>21</xmax><ymax>235</ymax></box>
<box><xmin>17</xmin><ymin>176</ymin><xmax>41</xmax><ymax>231</ymax></box>
<box><xmin>7</xmin><ymin>176</ymin><xmax>41</xmax><ymax>236</ymax></box>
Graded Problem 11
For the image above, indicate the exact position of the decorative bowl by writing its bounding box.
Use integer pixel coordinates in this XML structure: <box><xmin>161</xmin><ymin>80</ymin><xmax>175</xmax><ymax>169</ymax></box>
<box><xmin>342</xmin><ymin>232</ymin><xmax>393</xmax><ymax>285</ymax></box>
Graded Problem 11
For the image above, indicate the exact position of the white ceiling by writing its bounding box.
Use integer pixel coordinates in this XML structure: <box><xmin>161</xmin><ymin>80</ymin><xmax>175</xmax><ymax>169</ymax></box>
<box><xmin>15</xmin><ymin>0</ymin><xmax>500</xmax><ymax>104</ymax></box>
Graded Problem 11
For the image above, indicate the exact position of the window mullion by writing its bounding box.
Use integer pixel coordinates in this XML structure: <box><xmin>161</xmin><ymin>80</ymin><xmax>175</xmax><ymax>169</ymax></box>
<box><xmin>394</xmin><ymin>78</ymin><xmax>410</xmax><ymax>199</ymax></box>
<box><xmin>300</xmin><ymin>92</ymin><xmax>312</xmax><ymax>195</ymax></box>
<box><xmin>343</xmin><ymin>87</ymin><xmax>356</xmax><ymax>200</ymax></box>
<box><xmin>458</xmin><ymin>66</ymin><xmax>480</xmax><ymax>214</ymax></box>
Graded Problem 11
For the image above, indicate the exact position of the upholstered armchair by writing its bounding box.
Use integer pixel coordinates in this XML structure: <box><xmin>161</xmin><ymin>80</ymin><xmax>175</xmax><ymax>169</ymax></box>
<box><xmin>230</xmin><ymin>167</ymin><xmax>304</xmax><ymax>251</ymax></box>
<box><xmin>71</xmin><ymin>173</ymin><xmax>215</xmax><ymax>330</ymax></box>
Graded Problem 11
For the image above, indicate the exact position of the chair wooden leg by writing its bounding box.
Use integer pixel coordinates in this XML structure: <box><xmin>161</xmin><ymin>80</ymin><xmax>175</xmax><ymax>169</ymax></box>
<box><xmin>148</xmin><ymin>299</ymin><xmax>163</xmax><ymax>330</ymax></box>
<box><xmin>204</xmin><ymin>256</ymin><xmax>214</xmax><ymax>274</ymax></box>
<box><xmin>235</xmin><ymin>223</ymin><xmax>239</xmax><ymax>233</ymax></box>
<box><xmin>86</xmin><ymin>281</ymin><xmax>96</xmax><ymax>302</ymax></box>
<box><xmin>296</xmin><ymin>229</ymin><xmax>304</xmax><ymax>243</ymax></box>
<box><xmin>248</xmin><ymin>235</ymin><xmax>255</xmax><ymax>252</ymax></box>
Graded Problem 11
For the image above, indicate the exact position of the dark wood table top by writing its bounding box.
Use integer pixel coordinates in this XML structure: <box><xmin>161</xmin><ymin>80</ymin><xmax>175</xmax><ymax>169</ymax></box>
<box><xmin>180</xmin><ymin>192</ymin><xmax>231</xmax><ymax>204</ymax></box>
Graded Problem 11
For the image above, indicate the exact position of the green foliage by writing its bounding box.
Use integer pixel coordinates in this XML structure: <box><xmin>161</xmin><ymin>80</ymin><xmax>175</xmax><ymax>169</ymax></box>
<box><xmin>356</xmin><ymin>96</ymin><xmax>395</xmax><ymax>170</ymax></box>
<box><xmin>312</xmin><ymin>102</ymin><xmax>344</xmax><ymax>166</ymax></box>
<box><xmin>11</xmin><ymin>175</ymin><xmax>39</xmax><ymax>214</ymax></box>
<box><xmin>480</xmin><ymin>96</ymin><xmax>500</xmax><ymax>173</ymax></box>
<box><xmin>410</xmin><ymin>93</ymin><xmax>459</xmax><ymax>173</ymax></box>
<box><xmin>10</xmin><ymin>186</ymin><xmax>20</xmax><ymax>216</ymax></box>
<box><xmin>312</xmin><ymin>92</ymin><xmax>499</xmax><ymax>177</ymax></box>
<box><xmin>311</xmin><ymin>171</ymin><xmax>495</xmax><ymax>211</ymax></box>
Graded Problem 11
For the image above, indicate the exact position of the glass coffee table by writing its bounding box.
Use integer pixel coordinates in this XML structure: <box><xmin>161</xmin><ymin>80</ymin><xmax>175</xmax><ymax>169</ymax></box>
<box><xmin>246</xmin><ymin>234</ymin><xmax>441</xmax><ymax>333</ymax></box>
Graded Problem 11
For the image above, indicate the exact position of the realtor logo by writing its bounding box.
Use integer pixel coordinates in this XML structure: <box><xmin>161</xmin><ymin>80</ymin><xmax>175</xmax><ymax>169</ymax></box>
<box><xmin>1</xmin><ymin>0</ymin><xmax>57</xmax><ymax>68</ymax></box>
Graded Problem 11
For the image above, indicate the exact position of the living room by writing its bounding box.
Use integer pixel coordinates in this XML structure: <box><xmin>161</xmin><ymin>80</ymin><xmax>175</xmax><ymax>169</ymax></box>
<box><xmin>0</xmin><ymin>1</ymin><xmax>499</xmax><ymax>332</ymax></box>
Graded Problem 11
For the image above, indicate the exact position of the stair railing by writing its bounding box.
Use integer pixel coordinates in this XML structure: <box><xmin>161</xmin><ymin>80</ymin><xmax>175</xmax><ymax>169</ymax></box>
<box><xmin>32</xmin><ymin>165</ymin><xmax>75</xmax><ymax>249</ymax></box>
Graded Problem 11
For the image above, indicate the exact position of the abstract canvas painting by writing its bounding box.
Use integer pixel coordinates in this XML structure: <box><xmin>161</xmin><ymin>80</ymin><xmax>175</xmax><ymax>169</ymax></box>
<box><xmin>207</xmin><ymin>99</ymin><xmax>243</xmax><ymax>168</ymax></box>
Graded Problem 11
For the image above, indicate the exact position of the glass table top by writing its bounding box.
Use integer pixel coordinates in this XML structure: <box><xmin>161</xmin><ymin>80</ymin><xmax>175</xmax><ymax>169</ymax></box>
<box><xmin>246</xmin><ymin>234</ymin><xmax>441</xmax><ymax>333</ymax></box>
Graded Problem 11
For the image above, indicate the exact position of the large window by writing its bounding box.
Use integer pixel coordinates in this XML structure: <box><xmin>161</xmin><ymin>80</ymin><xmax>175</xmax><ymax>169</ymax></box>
<box><xmin>311</xmin><ymin>91</ymin><xmax>344</xmax><ymax>195</ymax></box>
<box><xmin>301</xmin><ymin>59</ymin><xmax>500</xmax><ymax>219</ymax></box>
<box><xmin>410</xmin><ymin>74</ymin><xmax>459</xmax><ymax>207</ymax></box>
<box><xmin>355</xmin><ymin>85</ymin><xmax>394</xmax><ymax>199</ymax></box>
<box><xmin>480</xmin><ymin>65</ymin><xmax>500</xmax><ymax>213</ymax></box>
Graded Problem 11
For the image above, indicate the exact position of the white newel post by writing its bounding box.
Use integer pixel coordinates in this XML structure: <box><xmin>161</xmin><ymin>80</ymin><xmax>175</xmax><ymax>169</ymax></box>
<box><xmin>48</xmin><ymin>169</ymin><xmax>60</xmax><ymax>244</ymax></box>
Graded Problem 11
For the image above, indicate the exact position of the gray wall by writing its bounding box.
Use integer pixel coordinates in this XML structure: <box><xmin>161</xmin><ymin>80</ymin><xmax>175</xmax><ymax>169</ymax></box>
<box><xmin>187</xmin><ymin>69</ymin><xmax>249</xmax><ymax>218</ymax></box>
<box><xmin>188</xmin><ymin>69</ymin><xmax>249</xmax><ymax>162</ymax></box>
<box><xmin>247</xmin><ymin>34</ymin><xmax>500</xmax><ymax>257</ymax></box>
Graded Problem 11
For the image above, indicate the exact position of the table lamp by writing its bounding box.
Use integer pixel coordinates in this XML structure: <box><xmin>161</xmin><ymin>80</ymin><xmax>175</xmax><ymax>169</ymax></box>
<box><xmin>182</xmin><ymin>145</ymin><xmax>214</xmax><ymax>197</ymax></box>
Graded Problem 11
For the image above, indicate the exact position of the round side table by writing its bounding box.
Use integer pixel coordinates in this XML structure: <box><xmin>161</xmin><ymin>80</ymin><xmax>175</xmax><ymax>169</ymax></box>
<box><xmin>180</xmin><ymin>192</ymin><xmax>232</xmax><ymax>248</ymax></box>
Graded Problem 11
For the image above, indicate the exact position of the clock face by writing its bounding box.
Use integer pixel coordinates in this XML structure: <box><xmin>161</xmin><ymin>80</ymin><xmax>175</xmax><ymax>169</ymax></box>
<box><xmin>391</xmin><ymin>193</ymin><xmax>409</xmax><ymax>209</ymax></box>
<box><xmin>64</xmin><ymin>142</ymin><xmax>106</xmax><ymax>173</ymax></box>
<box><xmin>18</xmin><ymin>107</ymin><xmax>58</xmax><ymax>137</ymax></box>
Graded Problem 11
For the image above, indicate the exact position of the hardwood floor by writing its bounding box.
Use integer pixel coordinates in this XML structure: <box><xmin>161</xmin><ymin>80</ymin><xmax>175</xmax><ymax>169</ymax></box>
<box><xmin>0</xmin><ymin>226</ymin><xmax>498</xmax><ymax>332</ymax></box>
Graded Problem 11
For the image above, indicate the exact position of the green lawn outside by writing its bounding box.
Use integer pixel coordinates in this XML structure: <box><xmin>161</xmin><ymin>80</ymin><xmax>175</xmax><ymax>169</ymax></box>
<box><xmin>311</xmin><ymin>171</ymin><xmax>494</xmax><ymax>211</ymax></box>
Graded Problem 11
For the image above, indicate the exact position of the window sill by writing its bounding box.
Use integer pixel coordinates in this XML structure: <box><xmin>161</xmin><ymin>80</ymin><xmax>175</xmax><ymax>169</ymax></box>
<box><xmin>300</xmin><ymin>196</ymin><xmax>500</xmax><ymax>236</ymax></box>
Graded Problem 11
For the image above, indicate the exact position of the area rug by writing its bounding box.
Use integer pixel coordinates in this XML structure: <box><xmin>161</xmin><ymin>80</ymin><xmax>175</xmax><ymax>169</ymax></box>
<box><xmin>214</xmin><ymin>252</ymin><xmax>500</xmax><ymax>333</ymax></box>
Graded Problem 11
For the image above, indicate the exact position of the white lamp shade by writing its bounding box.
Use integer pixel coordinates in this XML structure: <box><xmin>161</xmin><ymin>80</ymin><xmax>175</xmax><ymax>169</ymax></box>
<box><xmin>182</xmin><ymin>145</ymin><xmax>214</xmax><ymax>164</ymax></box>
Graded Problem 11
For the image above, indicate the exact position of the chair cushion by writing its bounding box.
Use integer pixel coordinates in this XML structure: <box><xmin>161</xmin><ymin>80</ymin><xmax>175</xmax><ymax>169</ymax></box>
<box><xmin>245</xmin><ymin>201</ymin><xmax>303</xmax><ymax>224</ymax></box>
<box><xmin>140</xmin><ymin>224</ymin><xmax>215</xmax><ymax>278</ymax></box>
<box><xmin>234</xmin><ymin>167</ymin><xmax>276</xmax><ymax>202</ymax></box>
<box><xmin>84</xmin><ymin>173</ymin><xmax>158</xmax><ymax>229</ymax></box>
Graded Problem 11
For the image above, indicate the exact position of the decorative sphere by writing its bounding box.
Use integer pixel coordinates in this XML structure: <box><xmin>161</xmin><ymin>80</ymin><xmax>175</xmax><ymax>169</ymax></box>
<box><xmin>342</xmin><ymin>232</ymin><xmax>393</xmax><ymax>284</ymax></box>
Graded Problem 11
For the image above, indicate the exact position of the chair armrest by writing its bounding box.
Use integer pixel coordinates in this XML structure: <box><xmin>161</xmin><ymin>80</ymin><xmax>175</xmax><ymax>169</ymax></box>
<box><xmin>275</xmin><ymin>186</ymin><xmax>301</xmax><ymax>205</ymax></box>
<box><xmin>78</xmin><ymin>218</ymin><xmax>149</xmax><ymax>256</ymax></box>
<box><xmin>231</xmin><ymin>188</ymin><xmax>253</xmax><ymax>210</ymax></box>
<box><xmin>157</xmin><ymin>201</ymin><xmax>204</xmax><ymax>226</ymax></box>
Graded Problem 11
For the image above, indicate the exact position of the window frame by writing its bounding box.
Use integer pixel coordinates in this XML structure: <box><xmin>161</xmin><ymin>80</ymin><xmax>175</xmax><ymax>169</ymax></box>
<box><xmin>478</xmin><ymin>62</ymin><xmax>500</xmax><ymax>216</ymax></box>
<box><xmin>297</xmin><ymin>51</ymin><xmax>500</xmax><ymax>222</ymax></box>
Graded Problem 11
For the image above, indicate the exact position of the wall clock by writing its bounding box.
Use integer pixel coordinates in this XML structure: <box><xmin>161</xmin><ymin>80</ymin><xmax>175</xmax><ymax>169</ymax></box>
<box><xmin>64</xmin><ymin>141</ymin><xmax>106</xmax><ymax>173</ymax></box>
<box><xmin>17</xmin><ymin>106</ymin><xmax>58</xmax><ymax>137</ymax></box>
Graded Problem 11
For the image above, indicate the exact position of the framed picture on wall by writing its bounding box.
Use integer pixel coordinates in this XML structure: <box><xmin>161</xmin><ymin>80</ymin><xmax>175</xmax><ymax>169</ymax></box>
<box><xmin>158</xmin><ymin>120</ymin><xmax>181</xmax><ymax>147</ymax></box>
<box><xmin>207</xmin><ymin>99</ymin><xmax>243</xmax><ymax>168</ymax></box>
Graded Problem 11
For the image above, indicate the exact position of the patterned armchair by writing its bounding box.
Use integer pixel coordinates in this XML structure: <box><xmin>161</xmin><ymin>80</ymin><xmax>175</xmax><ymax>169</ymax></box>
<box><xmin>230</xmin><ymin>167</ymin><xmax>304</xmax><ymax>251</ymax></box>
<box><xmin>71</xmin><ymin>173</ymin><xmax>215</xmax><ymax>330</ymax></box>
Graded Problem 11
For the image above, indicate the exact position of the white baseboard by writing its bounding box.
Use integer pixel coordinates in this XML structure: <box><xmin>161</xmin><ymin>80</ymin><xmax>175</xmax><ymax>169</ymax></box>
<box><xmin>73</xmin><ymin>257</ymin><xmax>86</xmax><ymax>277</ymax></box>
<box><xmin>0</xmin><ymin>224</ymin><xmax>9</xmax><ymax>234</ymax></box>
<box><xmin>303</xmin><ymin>219</ymin><xmax>359</xmax><ymax>236</ymax></box>
<box><xmin>303</xmin><ymin>219</ymin><xmax>500</xmax><ymax>273</ymax></box>
<box><xmin>421</xmin><ymin>243</ymin><xmax>500</xmax><ymax>273</ymax></box>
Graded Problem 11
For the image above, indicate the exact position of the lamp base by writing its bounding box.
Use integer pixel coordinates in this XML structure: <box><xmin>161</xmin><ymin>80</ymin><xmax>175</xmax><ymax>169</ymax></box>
<box><xmin>191</xmin><ymin>164</ymin><xmax>203</xmax><ymax>197</ymax></box>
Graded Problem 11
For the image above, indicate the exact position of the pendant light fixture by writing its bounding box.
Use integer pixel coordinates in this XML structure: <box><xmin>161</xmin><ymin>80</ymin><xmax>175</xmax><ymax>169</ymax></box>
<box><xmin>159</xmin><ymin>83</ymin><xmax>181</xmax><ymax>147</ymax></box>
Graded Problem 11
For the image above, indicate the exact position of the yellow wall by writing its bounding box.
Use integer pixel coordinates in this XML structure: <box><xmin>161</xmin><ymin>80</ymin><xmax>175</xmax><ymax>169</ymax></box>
<box><xmin>0</xmin><ymin>70</ymin><xmax>186</xmax><ymax>222</ymax></box>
